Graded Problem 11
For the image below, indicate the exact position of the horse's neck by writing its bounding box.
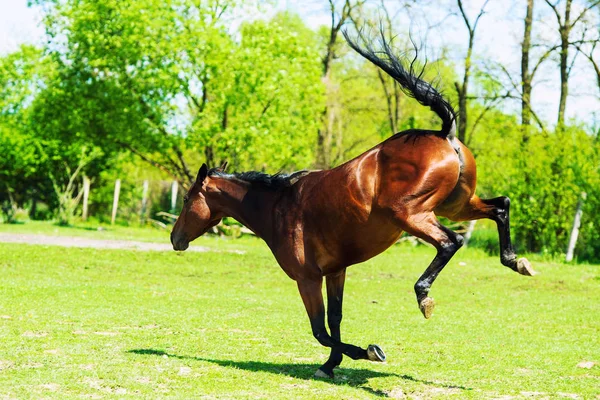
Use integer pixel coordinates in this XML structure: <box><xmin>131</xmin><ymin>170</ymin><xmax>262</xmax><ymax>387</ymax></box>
<box><xmin>216</xmin><ymin>179</ymin><xmax>277</xmax><ymax>242</ymax></box>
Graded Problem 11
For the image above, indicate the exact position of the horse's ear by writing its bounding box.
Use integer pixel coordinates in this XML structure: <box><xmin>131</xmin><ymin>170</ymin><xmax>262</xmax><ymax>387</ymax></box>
<box><xmin>197</xmin><ymin>163</ymin><xmax>208</xmax><ymax>183</ymax></box>
<box><xmin>220</xmin><ymin>161</ymin><xmax>228</xmax><ymax>172</ymax></box>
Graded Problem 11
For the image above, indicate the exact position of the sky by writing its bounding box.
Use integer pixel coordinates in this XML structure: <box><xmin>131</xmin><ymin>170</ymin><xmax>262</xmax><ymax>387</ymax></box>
<box><xmin>0</xmin><ymin>0</ymin><xmax>598</xmax><ymax>127</ymax></box>
<box><xmin>0</xmin><ymin>0</ymin><xmax>44</xmax><ymax>53</ymax></box>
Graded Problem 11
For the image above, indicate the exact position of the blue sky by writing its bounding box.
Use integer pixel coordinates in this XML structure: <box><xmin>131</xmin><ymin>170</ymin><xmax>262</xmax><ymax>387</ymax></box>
<box><xmin>1</xmin><ymin>0</ymin><xmax>598</xmax><ymax>127</ymax></box>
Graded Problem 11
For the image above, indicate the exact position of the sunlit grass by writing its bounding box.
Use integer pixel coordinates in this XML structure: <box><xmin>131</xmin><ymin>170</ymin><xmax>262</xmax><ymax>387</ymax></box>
<box><xmin>0</xmin><ymin>227</ymin><xmax>598</xmax><ymax>398</ymax></box>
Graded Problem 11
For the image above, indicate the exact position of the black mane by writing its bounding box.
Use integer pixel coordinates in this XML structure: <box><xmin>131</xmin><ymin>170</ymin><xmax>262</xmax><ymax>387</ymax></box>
<box><xmin>208</xmin><ymin>168</ymin><xmax>308</xmax><ymax>190</ymax></box>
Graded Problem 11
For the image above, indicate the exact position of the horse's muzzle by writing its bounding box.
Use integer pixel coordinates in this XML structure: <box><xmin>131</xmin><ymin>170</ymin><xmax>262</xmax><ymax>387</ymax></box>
<box><xmin>170</xmin><ymin>232</ymin><xmax>189</xmax><ymax>251</ymax></box>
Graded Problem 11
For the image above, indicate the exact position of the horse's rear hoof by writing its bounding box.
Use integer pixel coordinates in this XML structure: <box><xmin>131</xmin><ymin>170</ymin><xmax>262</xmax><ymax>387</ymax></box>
<box><xmin>367</xmin><ymin>344</ymin><xmax>386</xmax><ymax>362</ymax></box>
<box><xmin>517</xmin><ymin>258</ymin><xmax>536</xmax><ymax>276</ymax></box>
<box><xmin>314</xmin><ymin>368</ymin><xmax>334</xmax><ymax>379</ymax></box>
<box><xmin>419</xmin><ymin>297</ymin><xmax>435</xmax><ymax>319</ymax></box>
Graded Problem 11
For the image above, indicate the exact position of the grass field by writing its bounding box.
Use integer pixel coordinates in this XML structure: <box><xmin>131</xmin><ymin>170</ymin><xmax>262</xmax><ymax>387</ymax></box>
<box><xmin>0</xmin><ymin>223</ymin><xmax>598</xmax><ymax>399</ymax></box>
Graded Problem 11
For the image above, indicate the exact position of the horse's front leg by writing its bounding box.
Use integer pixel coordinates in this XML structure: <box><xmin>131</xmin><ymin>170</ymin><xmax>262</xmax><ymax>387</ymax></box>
<box><xmin>296</xmin><ymin>278</ymin><xmax>385</xmax><ymax>378</ymax></box>
<box><xmin>315</xmin><ymin>269</ymin><xmax>345</xmax><ymax>378</ymax></box>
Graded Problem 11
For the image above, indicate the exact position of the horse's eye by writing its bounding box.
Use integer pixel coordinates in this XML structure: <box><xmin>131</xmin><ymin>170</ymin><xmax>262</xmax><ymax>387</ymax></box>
<box><xmin>183</xmin><ymin>195</ymin><xmax>189</xmax><ymax>204</ymax></box>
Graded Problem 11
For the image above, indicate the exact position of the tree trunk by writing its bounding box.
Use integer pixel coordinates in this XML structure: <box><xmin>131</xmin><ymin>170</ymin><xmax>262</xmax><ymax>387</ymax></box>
<box><xmin>315</xmin><ymin>0</ymin><xmax>363</xmax><ymax>169</ymax></box>
<box><xmin>456</xmin><ymin>0</ymin><xmax>488</xmax><ymax>143</ymax></box>
<box><xmin>378</xmin><ymin>70</ymin><xmax>398</xmax><ymax>135</ymax></box>
<box><xmin>457</xmin><ymin>38</ymin><xmax>473</xmax><ymax>143</ymax></box>
<box><xmin>521</xmin><ymin>0</ymin><xmax>534</xmax><ymax>138</ymax></box>
<box><xmin>316</xmin><ymin>38</ymin><xmax>336</xmax><ymax>169</ymax></box>
<box><xmin>557</xmin><ymin>0</ymin><xmax>572</xmax><ymax>128</ymax></box>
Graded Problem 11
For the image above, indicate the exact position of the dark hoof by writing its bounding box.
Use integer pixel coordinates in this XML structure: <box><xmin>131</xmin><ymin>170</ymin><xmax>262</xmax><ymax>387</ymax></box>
<box><xmin>314</xmin><ymin>368</ymin><xmax>334</xmax><ymax>379</ymax></box>
<box><xmin>367</xmin><ymin>344</ymin><xmax>386</xmax><ymax>362</ymax></box>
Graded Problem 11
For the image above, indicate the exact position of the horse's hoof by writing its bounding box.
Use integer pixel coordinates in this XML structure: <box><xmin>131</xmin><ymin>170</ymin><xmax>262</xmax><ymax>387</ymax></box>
<box><xmin>367</xmin><ymin>344</ymin><xmax>386</xmax><ymax>362</ymax></box>
<box><xmin>419</xmin><ymin>297</ymin><xmax>435</xmax><ymax>319</ymax></box>
<box><xmin>314</xmin><ymin>368</ymin><xmax>333</xmax><ymax>379</ymax></box>
<box><xmin>517</xmin><ymin>258</ymin><xmax>536</xmax><ymax>276</ymax></box>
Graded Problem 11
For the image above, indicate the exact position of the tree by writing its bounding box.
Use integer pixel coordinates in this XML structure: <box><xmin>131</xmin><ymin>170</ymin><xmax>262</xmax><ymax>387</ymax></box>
<box><xmin>207</xmin><ymin>12</ymin><xmax>324</xmax><ymax>171</ymax></box>
<box><xmin>0</xmin><ymin>46</ymin><xmax>53</xmax><ymax>220</ymax></box>
<box><xmin>35</xmin><ymin>0</ymin><xmax>324</xmax><ymax>185</ymax></box>
<box><xmin>574</xmin><ymin>3</ymin><xmax>600</xmax><ymax>99</ymax></box>
<box><xmin>0</xmin><ymin>44</ymin><xmax>108</xmax><ymax>223</ymax></box>
<box><xmin>35</xmin><ymin>0</ymin><xmax>212</xmax><ymax>184</ymax></box>
<box><xmin>315</xmin><ymin>0</ymin><xmax>365</xmax><ymax>168</ymax></box>
<box><xmin>543</xmin><ymin>0</ymin><xmax>600</xmax><ymax>127</ymax></box>
<box><xmin>522</xmin><ymin>0</ymin><xmax>535</xmax><ymax>134</ymax></box>
<box><xmin>487</xmin><ymin>0</ymin><xmax>550</xmax><ymax>136</ymax></box>
<box><xmin>371</xmin><ymin>0</ymin><xmax>408</xmax><ymax>136</ymax></box>
<box><xmin>454</xmin><ymin>0</ymin><xmax>490</xmax><ymax>143</ymax></box>
<box><xmin>578</xmin><ymin>40</ymin><xmax>600</xmax><ymax>98</ymax></box>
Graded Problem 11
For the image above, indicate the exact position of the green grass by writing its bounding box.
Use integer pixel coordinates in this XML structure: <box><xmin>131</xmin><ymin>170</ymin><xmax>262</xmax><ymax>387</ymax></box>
<box><xmin>0</xmin><ymin>226</ymin><xmax>598</xmax><ymax>399</ymax></box>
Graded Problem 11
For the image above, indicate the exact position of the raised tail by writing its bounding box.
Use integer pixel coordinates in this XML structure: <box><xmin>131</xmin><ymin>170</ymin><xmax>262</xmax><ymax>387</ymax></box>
<box><xmin>344</xmin><ymin>31</ymin><xmax>457</xmax><ymax>138</ymax></box>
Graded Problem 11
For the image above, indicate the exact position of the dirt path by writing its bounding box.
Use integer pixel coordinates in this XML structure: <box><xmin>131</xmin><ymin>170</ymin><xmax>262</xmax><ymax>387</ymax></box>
<box><xmin>0</xmin><ymin>232</ymin><xmax>243</xmax><ymax>253</ymax></box>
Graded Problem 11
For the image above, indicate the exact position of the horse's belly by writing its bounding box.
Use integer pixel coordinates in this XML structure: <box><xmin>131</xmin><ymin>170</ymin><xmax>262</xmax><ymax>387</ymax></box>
<box><xmin>315</xmin><ymin>217</ymin><xmax>403</xmax><ymax>274</ymax></box>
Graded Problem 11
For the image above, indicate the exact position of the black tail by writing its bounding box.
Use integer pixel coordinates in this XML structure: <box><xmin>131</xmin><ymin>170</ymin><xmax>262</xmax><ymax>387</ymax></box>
<box><xmin>344</xmin><ymin>31</ymin><xmax>457</xmax><ymax>138</ymax></box>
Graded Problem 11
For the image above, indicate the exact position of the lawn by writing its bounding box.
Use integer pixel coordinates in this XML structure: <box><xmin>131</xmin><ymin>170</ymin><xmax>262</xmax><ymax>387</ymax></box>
<box><xmin>0</xmin><ymin>224</ymin><xmax>598</xmax><ymax>399</ymax></box>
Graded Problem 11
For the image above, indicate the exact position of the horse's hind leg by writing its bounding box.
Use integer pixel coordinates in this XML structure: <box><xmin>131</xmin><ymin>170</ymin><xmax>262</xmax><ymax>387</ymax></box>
<box><xmin>398</xmin><ymin>212</ymin><xmax>464</xmax><ymax>319</ymax></box>
<box><xmin>451</xmin><ymin>196</ymin><xmax>535</xmax><ymax>276</ymax></box>
<box><xmin>315</xmin><ymin>270</ymin><xmax>346</xmax><ymax>378</ymax></box>
<box><xmin>296</xmin><ymin>278</ymin><xmax>385</xmax><ymax>378</ymax></box>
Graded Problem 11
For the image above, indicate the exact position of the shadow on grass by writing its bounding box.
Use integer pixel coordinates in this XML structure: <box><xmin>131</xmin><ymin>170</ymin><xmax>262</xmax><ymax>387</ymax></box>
<box><xmin>128</xmin><ymin>348</ymin><xmax>471</xmax><ymax>398</ymax></box>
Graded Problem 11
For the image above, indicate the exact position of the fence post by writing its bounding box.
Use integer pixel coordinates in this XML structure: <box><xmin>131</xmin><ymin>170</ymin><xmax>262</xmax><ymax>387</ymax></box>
<box><xmin>82</xmin><ymin>176</ymin><xmax>90</xmax><ymax>221</ymax></box>
<box><xmin>140</xmin><ymin>180</ymin><xmax>149</xmax><ymax>222</ymax></box>
<box><xmin>111</xmin><ymin>179</ymin><xmax>121</xmax><ymax>225</ymax></box>
<box><xmin>171</xmin><ymin>181</ymin><xmax>178</xmax><ymax>213</ymax></box>
<box><xmin>566</xmin><ymin>192</ymin><xmax>586</xmax><ymax>262</ymax></box>
<box><xmin>463</xmin><ymin>220</ymin><xmax>477</xmax><ymax>246</ymax></box>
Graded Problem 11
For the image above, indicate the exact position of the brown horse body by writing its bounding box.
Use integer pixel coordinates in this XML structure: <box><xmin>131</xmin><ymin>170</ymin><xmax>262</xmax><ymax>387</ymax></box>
<box><xmin>171</xmin><ymin>34</ymin><xmax>534</xmax><ymax>379</ymax></box>
<box><xmin>267</xmin><ymin>132</ymin><xmax>465</xmax><ymax>279</ymax></box>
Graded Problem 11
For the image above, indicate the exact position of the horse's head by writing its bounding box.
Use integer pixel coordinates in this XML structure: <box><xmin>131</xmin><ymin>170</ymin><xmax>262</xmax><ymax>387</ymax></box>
<box><xmin>170</xmin><ymin>163</ymin><xmax>227</xmax><ymax>251</ymax></box>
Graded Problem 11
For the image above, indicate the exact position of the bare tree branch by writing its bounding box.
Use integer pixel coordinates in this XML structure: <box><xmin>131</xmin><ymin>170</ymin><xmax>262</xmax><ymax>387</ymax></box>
<box><xmin>569</xmin><ymin>0</ymin><xmax>600</xmax><ymax>28</ymax></box>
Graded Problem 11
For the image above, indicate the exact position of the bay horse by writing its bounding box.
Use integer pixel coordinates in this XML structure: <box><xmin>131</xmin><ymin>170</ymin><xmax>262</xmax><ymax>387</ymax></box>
<box><xmin>170</xmin><ymin>33</ymin><xmax>535</xmax><ymax>379</ymax></box>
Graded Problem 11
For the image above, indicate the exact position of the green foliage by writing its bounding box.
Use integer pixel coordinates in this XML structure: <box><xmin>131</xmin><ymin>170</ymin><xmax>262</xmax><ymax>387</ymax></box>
<box><xmin>207</xmin><ymin>12</ymin><xmax>324</xmax><ymax>171</ymax></box>
<box><xmin>0</xmin><ymin>44</ymin><xmax>109</xmax><ymax>224</ymax></box>
<box><xmin>35</xmin><ymin>1</ymin><xmax>324</xmax><ymax>180</ymax></box>
<box><xmin>472</xmin><ymin>108</ymin><xmax>600</xmax><ymax>261</ymax></box>
<box><xmin>0</xmin><ymin>46</ymin><xmax>53</xmax><ymax>221</ymax></box>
